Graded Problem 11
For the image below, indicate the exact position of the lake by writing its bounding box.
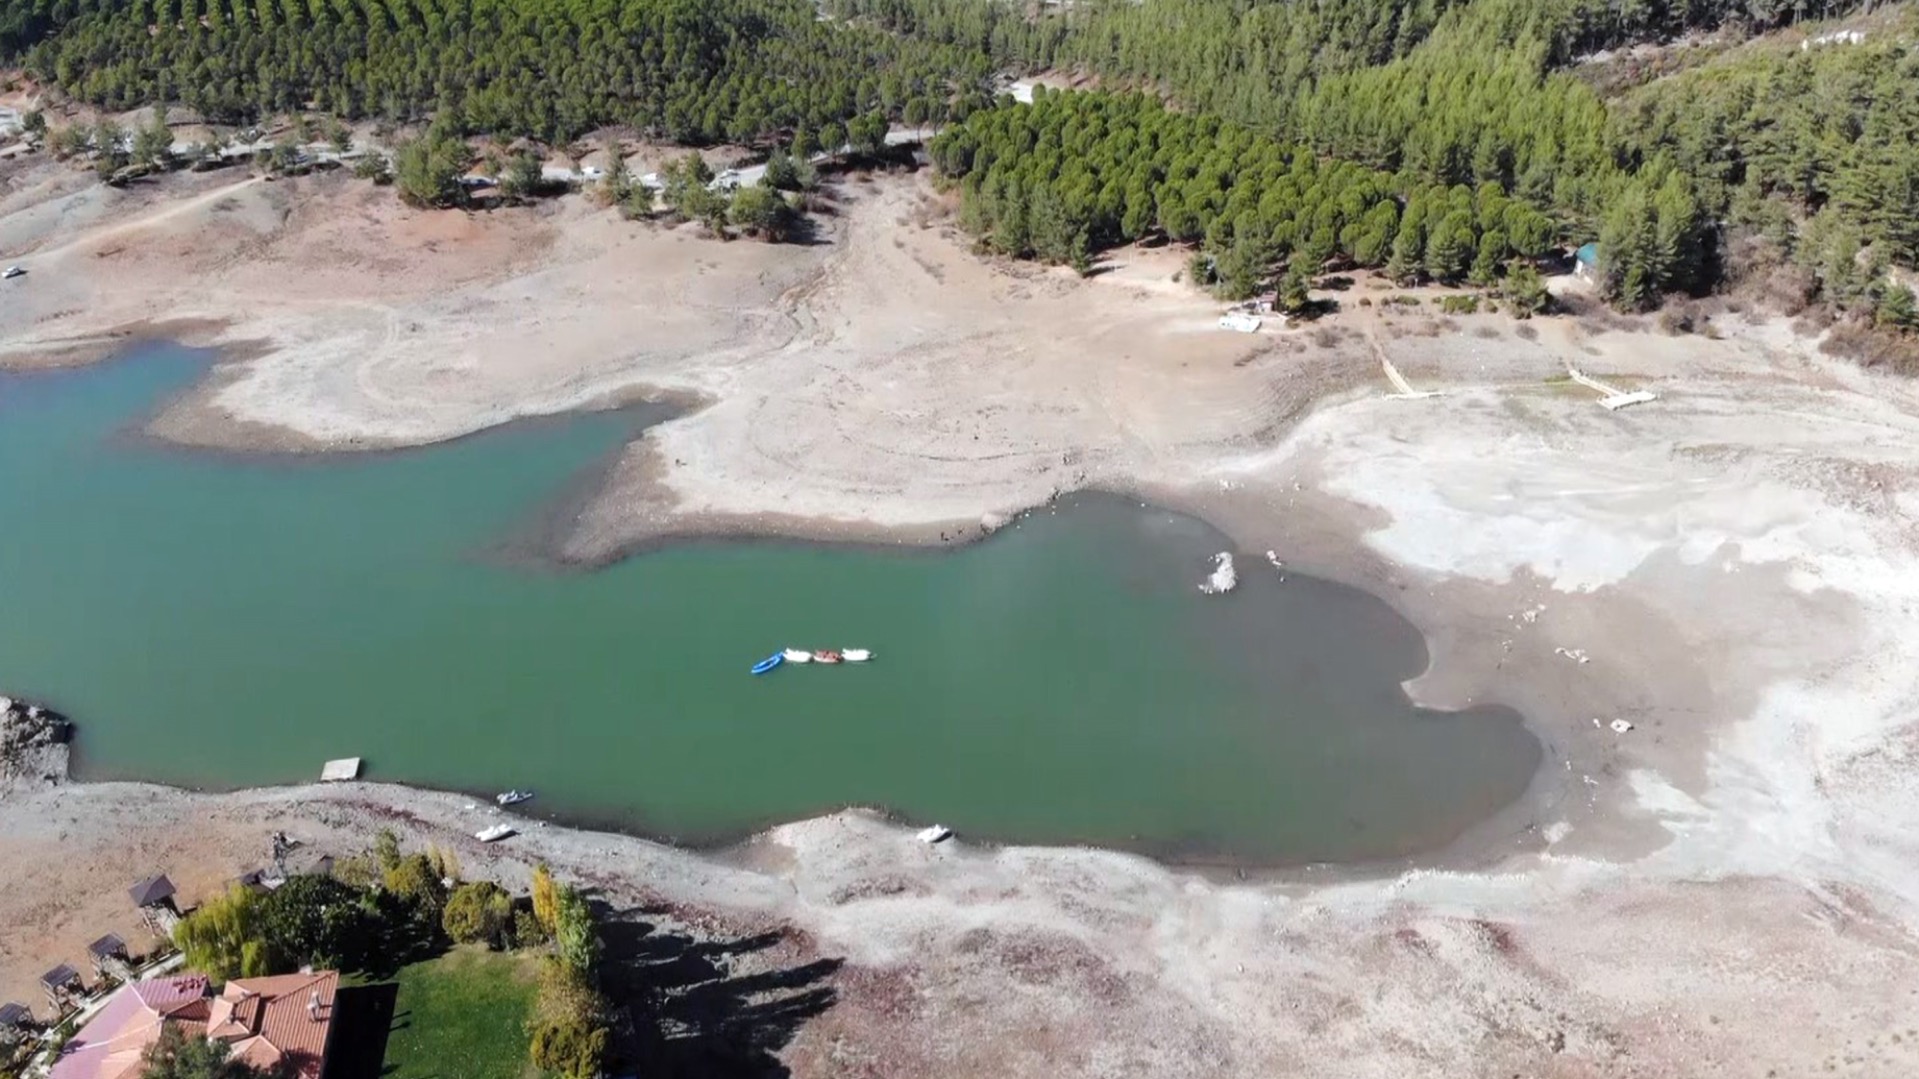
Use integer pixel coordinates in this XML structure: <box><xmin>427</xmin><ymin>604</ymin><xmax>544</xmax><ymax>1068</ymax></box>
<box><xmin>0</xmin><ymin>344</ymin><xmax>1541</xmax><ymax>863</ymax></box>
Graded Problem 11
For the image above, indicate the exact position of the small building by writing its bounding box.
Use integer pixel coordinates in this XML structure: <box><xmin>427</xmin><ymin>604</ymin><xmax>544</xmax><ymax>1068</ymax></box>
<box><xmin>86</xmin><ymin>934</ymin><xmax>129</xmax><ymax>979</ymax></box>
<box><xmin>1574</xmin><ymin>242</ymin><xmax>1599</xmax><ymax>281</ymax></box>
<box><xmin>0</xmin><ymin>1001</ymin><xmax>34</xmax><ymax>1043</ymax></box>
<box><xmin>40</xmin><ymin>964</ymin><xmax>82</xmax><ymax>1010</ymax></box>
<box><xmin>128</xmin><ymin>875</ymin><xmax>179</xmax><ymax>936</ymax></box>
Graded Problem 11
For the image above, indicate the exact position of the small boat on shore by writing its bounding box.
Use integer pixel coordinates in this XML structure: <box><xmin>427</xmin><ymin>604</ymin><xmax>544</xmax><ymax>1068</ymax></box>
<box><xmin>475</xmin><ymin>824</ymin><xmax>516</xmax><ymax>843</ymax></box>
<box><xmin>841</xmin><ymin>649</ymin><xmax>872</xmax><ymax>662</ymax></box>
<box><xmin>916</xmin><ymin>824</ymin><xmax>952</xmax><ymax>844</ymax></box>
<box><xmin>782</xmin><ymin>648</ymin><xmax>814</xmax><ymax>663</ymax></box>
<box><xmin>814</xmin><ymin>650</ymin><xmax>843</xmax><ymax>664</ymax></box>
<box><xmin>751</xmin><ymin>652</ymin><xmax>784</xmax><ymax>675</ymax></box>
<box><xmin>496</xmin><ymin>789</ymin><xmax>533</xmax><ymax>807</ymax></box>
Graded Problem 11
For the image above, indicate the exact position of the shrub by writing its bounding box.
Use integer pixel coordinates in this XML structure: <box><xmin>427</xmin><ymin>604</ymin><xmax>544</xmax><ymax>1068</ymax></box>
<box><xmin>384</xmin><ymin>853</ymin><xmax>447</xmax><ymax>911</ymax></box>
<box><xmin>553</xmin><ymin>887</ymin><xmax>600</xmax><ymax>978</ymax></box>
<box><xmin>530</xmin><ymin>956</ymin><xmax>611</xmax><ymax>1079</ymax></box>
<box><xmin>442</xmin><ymin>882</ymin><xmax>514</xmax><ymax>949</ymax></box>
<box><xmin>1657</xmin><ymin>307</ymin><xmax>1695</xmax><ymax>335</ymax></box>
<box><xmin>512</xmin><ymin>908</ymin><xmax>549</xmax><ymax>949</ymax></box>
<box><xmin>528</xmin><ymin>1017</ymin><xmax>609</xmax><ymax>1078</ymax></box>
<box><xmin>531</xmin><ymin>865</ymin><xmax>560</xmax><ymax>935</ymax></box>
<box><xmin>1438</xmin><ymin>294</ymin><xmax>1480</xmax><ymax>314</ymax></box>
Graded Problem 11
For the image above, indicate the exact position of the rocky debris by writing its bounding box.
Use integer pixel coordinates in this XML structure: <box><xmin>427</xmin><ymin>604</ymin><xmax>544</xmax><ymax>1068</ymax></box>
<box><xmin>0</xmin><ymin>695</ymin><xmax>72</xmax><ymax>794</ymax></box>
<box><xmin>1198</xmin><ymin>551</ymin><xmax>1238</xmax><ymax>595</ymax></box>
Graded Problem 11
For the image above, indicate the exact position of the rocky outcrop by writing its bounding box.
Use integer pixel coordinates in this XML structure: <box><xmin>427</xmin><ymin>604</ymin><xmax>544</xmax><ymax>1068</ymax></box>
<box><xmin>0</xmin><ymin>695</ymin><xmax>72</xmax><ymax>794</ymax></box>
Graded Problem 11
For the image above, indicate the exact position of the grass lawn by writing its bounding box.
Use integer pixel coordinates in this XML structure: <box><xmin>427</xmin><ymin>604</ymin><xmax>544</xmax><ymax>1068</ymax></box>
<box><xmin>382</xmin><ymin>945</ymin><xmax>542</xmax><ymax>1079</ymax></box>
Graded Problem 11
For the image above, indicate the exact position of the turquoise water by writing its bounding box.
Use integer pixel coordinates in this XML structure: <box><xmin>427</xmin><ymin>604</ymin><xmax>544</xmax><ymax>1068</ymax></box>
<box><xmin>0</xmin><ymin>345</ymin><xmax>1540</xmax><ymax>863</ymax></box>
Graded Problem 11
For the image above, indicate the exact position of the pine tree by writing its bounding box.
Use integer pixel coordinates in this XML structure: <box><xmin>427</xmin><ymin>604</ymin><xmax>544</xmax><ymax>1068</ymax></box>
<box><xmin>1470</xmin><ymin>229</ymin><xmax>1506</xmax><ymax>286</ymax></box>
<box><xmin>1502</xmin><ymin>260</ymin><xmax>1550</xmax><ymax>317</ymax></box>
<box><xmin>1878</xmin><ymin>284</ymin><xmax>1917</xmax><ymax>332</ymax></box>
<box><xmin>1385</xmin><ymin>227</ymin><xmax>1424</xmax><ymax>283</ymax></box>
<box><xmin>1426</xmin><ymin>210</ymin><xmax>1474</xmax><ymax>283</ymax></box>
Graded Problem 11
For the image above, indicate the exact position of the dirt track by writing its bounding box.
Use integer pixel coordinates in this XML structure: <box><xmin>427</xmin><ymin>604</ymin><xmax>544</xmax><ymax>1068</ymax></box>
<box><xmin>2</xmin><ymin>156</ymin><xmax>1919</xmax><ymax>1077</ymax></box>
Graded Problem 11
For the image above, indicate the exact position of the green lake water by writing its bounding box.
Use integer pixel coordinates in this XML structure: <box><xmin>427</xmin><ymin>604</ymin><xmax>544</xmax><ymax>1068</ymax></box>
<box><xmin>0</xmin><ymin>344</ymin><xmax>1541</xmax><ymax>864</ymax></box>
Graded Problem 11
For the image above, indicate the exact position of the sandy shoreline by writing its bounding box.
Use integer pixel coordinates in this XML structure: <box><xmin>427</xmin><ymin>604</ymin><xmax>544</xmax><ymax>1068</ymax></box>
<box><xmin>4</xmin><ymin>154</ymin><xmax>1919</xmax><ymax>1075</ymax></box>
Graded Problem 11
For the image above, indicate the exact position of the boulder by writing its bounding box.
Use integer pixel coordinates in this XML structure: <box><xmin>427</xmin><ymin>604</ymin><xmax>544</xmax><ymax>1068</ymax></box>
<box><xmin>1</xmin><ymin>694</ymin><xmax>72</xmax><ymax>793</ymax></box>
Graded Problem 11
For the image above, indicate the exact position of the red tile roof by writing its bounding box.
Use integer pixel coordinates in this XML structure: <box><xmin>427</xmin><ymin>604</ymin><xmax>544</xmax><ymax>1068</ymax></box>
<box><xmin>48</xmin><ymin>971</ymin><xmax>337</xmax><ymax>1079</ymax></box>
<box><xmin>219</xmin><ymin>971</ymin><xmax>339</xmax><ymax>1079</ymax></box>
<box><xmin>130</xmin><ymin>975</ymin><xmax>208</xmax><ymax>1017</ymax></box>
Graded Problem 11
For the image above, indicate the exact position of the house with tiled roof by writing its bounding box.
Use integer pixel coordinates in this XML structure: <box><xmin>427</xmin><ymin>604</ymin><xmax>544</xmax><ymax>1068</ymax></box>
<box><xmin>47</xmin><ymin>970</ymin><xmax>339</xmax><ymax>1079</ymax></box>
<box><xmin>206</xmin><ymin>971</ymin><xmax>340</xmax><ymax>1078</ymax></box>
<box><xmin>47</xmin><ymin>974</ymin><xmax>210</xmax><ymax>1079</ymax></box>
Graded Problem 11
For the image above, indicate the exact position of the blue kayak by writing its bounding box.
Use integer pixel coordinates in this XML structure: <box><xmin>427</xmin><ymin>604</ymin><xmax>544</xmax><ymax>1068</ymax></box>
<box><xmin>750</xmin><ymin>652</ymin><xmax>784</xmax><ymax>675</ymax></box>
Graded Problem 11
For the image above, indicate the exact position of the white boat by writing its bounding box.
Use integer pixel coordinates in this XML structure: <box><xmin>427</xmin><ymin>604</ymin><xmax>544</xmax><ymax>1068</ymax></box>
<box><xmin>916</xmin><ymin>824</ymin><xmax>952</xmax><ymax>844</ymax></box>
<box><xmin>475</xmin><ymin>824</ymin><xmax>516</xmax><ymax>843</ymax></box>
<box><xmin>3</xmin><ymin>266</ymin><xmax>23</xmax><ymax>279</ymax></box>
<box><xmin>842</xmin><ymin>649</ymin><xmax>872</xmax><ymax>662</ymax></box>
<box><xmin>782</xmin><ymin>648</ymin><xmax>814</xmax><ymax>663</ymax></box>
<box><xmin>496</xmin><ymin>789</ymin><xmax>533</xmax><ymax>807</ymax></box>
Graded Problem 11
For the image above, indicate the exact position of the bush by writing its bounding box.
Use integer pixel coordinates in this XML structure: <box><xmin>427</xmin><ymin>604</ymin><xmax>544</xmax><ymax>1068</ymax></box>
<box><xmin>730</xmin><ymin>184</ymin><xmax>799</xmax><ymax>241</ymax></box>
<box><xmin>530</xmin><ymin>956</ymin><xmax>610</xmax><ymax>1079</ymax></box>
<box><xmin>552</xmin><ymin>887</ymin><xmax>600</xmax><ymax>978</ymax></box>
<box><xmin>1657</xmin><ymin>307</ymin><xmax>1695</xmax><ymax>335</ymax></box>
<box><xmin>531</xmin><ymin>865</ymin><xmax>559</xmax><ymax>935</ymax></box>
<box><xmin>528</xmin><ymin>1017</ymin><xmax>609</xmax><ymax>1078</ymax></box>
<box><xmin>525</xmin><ymin>877</ymin><xmax>612</xmax><ymax>1077</ymax></box>
<box><xmin>534</xmin><ymin>957</ymin><xmax>602</xmax><ymax>1025</ymax></box>
<box><xmin>498</xmin><ymin>150</ymin><xmax>547</xmax><ymax>199</ymax></box>
<box><xmin>443</xmin><ymin>882</ymin><xmax>514</xmax><ymax>949</ymax></box>
<box><xmin>512</xmin><ymin>908</ymin><xmax>549</xmax><ymax>949</ymax></box>
<box><xmin>385</xmin><ymin>853</ymin><xmax>448</xmax><ymax>911</ymax></box>
<box><xmin>1438</xmin><ymin>294</ymin><xmax>1480</xmax><ymax>314</ymax></box>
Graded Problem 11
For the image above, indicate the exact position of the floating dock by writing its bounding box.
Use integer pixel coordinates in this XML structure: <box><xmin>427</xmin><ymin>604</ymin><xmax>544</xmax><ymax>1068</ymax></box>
<box><xmin>319</xmin><ymin>757</ymin><xmax>361</xmax><ymax>782</ymax></box>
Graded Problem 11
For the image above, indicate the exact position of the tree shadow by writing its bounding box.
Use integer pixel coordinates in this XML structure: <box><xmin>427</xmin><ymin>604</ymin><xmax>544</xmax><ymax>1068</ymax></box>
<box><xmin>779</xmin><ymin>212</ymin><xmax>831</xmax><ymax>247</ymax></box>
<box><xmin>596</xmin><ymin>904</ymin><xmax>842</xmax><ymax>1079</ymax></box>
<box><xmin>324</xmin><ymin>982</ymin><xmax>398</xmax><ymax>1079</ymax></box>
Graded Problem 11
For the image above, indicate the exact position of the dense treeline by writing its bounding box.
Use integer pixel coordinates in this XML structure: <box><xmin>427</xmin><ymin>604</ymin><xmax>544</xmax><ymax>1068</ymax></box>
<box><xmin>1612</xmin><ymin>28</ymin><xmax>1919</xmax><ymax>295</ymax></box>
<box><xmin>875</xmin><ymin>0</ymin><xmax>1912</xmax><ymax>321</ymax></box>
<box><xmin>6</xmin><ymin>0</ymin><xmax>1916</xmax><ymax>326</ymax></box>
<box><xmin>932</xmin><ymin>91</ymin><xmax>1558</xmax><ymax>307</ymax></box>
<box><xmin>12</xmin><ymin>0</ymin><xmax>996</xmax><ymax>141</ymax></box>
